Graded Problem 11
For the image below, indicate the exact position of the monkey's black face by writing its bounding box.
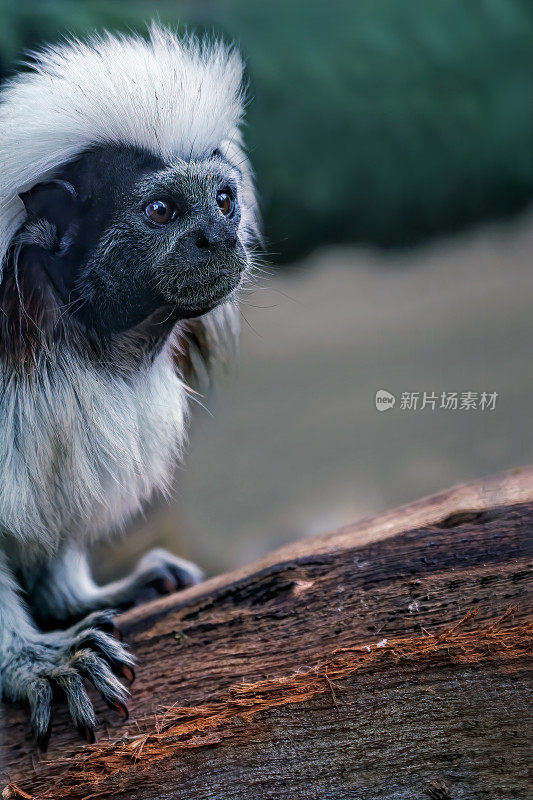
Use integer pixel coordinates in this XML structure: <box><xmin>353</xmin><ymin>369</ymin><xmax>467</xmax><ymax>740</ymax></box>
<box><xmin>18</xmin><ymin>145</ymin><xmax>248</xmax><ymax>340</ymax></box>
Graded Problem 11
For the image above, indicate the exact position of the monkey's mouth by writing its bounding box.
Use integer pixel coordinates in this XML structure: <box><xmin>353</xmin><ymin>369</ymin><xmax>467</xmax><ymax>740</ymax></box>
<box><xmin>162</xmin><ymin>261</ymin><xmax>245</xmax><ymax>318</ymax></box>
<box><xmin>154</xmin><ymin>242</ymin><xmax>248</xmax><ymax>318</ymax></box>
<box><xmin>174</xmin><ymin>277</ymin><xmax>239</xmax><ymax>318</ymax></box>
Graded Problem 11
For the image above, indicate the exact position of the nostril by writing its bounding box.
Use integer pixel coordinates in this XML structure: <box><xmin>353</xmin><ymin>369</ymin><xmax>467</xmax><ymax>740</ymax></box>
<box><xmin>196</xmin><ymin>233</ymin><xmax>211</xmax><ymax>249</ymax></box>
<box><xmin>194</xmin><ymin>228</ymin><xmax>237</xmax><ymax>250</ymax></box>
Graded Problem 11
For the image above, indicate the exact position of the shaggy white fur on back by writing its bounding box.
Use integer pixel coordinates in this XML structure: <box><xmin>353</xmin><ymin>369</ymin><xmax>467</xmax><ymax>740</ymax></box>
<box><xmin>0</xmin><ymin>25</ymin><xmax>246</xmax><ymax>280</ymax></box>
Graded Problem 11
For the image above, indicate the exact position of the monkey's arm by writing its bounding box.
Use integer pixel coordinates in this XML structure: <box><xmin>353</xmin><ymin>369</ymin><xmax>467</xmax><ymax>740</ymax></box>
<box><xmin>0</xmin><ymin>550</ymin><xmax>133</xmax><ymax>748</ymax></box>
<box><xmin>25</xmin><ymin>546</ymin><xmax>203</xmax><ymax>627</ymax></box>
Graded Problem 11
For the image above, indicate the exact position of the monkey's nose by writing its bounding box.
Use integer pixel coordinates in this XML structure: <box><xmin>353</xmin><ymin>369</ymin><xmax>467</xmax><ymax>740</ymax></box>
<box><xmin>193</xmin><ymin>225</ymin><xmax>237</xmax><ymax>250</ymax></box>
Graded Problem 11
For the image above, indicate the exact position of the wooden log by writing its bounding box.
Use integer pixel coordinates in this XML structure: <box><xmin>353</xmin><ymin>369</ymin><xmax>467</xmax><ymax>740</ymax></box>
<box><xmin>2</xmin><ymin>467</ymin><xmax>532</xmax><ymax>799</ymax></box>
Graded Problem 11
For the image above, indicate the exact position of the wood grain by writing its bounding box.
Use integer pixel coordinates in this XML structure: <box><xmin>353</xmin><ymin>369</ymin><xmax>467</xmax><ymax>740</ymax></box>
<box><xmin>1</xmin><ymin>467</ymin><xmax>532</xmax><ymax>799</ymax></box>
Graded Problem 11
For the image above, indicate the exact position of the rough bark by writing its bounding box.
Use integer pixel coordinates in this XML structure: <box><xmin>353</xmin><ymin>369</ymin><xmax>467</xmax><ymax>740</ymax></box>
<box><xmin>2</xmin><ymin>467</ymin><xmax>532</xmax><ymax>800</ymax></box>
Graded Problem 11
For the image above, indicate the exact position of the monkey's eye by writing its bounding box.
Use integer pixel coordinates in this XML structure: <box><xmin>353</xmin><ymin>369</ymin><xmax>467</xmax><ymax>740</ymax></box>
<box><xmin>216</xmin><ymin>189</ymin><xmax>235</xmax><ymax>217</ymax></box>
<box><xmin>145</xmin><ymin>200</ymin><xmax>177</xmax><ymax>225</ymax></box>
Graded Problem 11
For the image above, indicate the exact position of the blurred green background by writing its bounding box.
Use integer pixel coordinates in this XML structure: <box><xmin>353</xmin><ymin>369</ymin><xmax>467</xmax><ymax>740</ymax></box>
<box><xmin>1</xmin><ymin>0</ymin><xmax>533</xmax><ymax>262</ymax></box>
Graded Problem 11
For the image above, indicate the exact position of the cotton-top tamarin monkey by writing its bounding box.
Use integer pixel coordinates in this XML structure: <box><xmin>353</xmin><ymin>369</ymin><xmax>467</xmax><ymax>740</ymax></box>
<box><xmin>0</xmin><ymin>27</ymin><xmax>259</xmax><ymax>748</ymax></box>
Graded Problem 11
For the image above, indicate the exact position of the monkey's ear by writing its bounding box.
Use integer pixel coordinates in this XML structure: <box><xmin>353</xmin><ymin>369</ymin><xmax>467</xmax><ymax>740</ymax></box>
<box><xmin>19</xmin><ymin>180</ymin><xmax>79</xmax><ymax>238</ymax></box>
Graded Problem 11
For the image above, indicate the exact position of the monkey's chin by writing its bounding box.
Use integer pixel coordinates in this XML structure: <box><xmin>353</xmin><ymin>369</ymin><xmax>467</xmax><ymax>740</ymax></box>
<box><xmin>166</xmin><ymin>278</ymin><xmax>240</xmax><ymax>320</ymax></box>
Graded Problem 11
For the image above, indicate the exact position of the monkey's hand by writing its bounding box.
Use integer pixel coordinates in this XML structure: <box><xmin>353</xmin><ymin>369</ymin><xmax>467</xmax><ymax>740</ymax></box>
<box><xmin>122</xmin><ymin>547</ymin><xmax>205</xmax><ymax>603</ymax></box>
<box><xmin>1</xmin><ymin>610</ymin><xmax>134</xmax><ymax>750</ymax></box>
<box><xmin>30</xmin><ymin>547</ymin><xmax>204</xmax><ymax>627</ymax></box>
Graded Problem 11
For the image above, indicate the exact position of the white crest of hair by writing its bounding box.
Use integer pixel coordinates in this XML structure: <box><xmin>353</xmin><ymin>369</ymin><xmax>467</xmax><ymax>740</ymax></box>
<box><xmin>0</xmin><ymin>24</ymin><xmax>247</xmax><ymax>280</ymax></box>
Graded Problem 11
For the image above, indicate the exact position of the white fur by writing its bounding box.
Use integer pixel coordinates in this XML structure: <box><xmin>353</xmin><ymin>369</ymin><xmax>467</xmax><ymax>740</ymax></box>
<box><xmin>0</xmin><ymin>298</ymin><xmax>241</xmax><ymax>556</ymax></box>
<box><xmin>0</xmin><ymin>25</ymin><xmax>247</xmax><ymax>281</ymax></box>
<box><xmin>0</xmin><ymin>343</ymin><xmax>188</xmax><ymax>556</ymax></box>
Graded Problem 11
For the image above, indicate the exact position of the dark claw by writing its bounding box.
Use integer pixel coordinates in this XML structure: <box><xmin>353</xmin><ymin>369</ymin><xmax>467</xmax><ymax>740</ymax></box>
<box><xmin>78</xmin><ymin>724</ymin><xmax>96</xmax><ymax>744</ymax></box>
<box><xmin>171</xmin><ymin>566</ymin><xmax>202</xmax><ymax>589</ymax></box>
<box><xmin>37</xmin><ymin>723</ymin><xmax>52</xmax><ymax>753</ymax></box>
<box><xmin>163</xmin><ymin>575</ymin><xmax>178</xmax><ymax>593</ymax></box>
<box><xmin>97</xmin><ymin>620</ymin><xmax>123</xmax><ymax>642</ymax></box>
<box><xmin>115</xmin><ymin>700</ymin><xmax>129</xmax><ymax>720</ymax></box>
<box><xmin>122</xmin><ymin>665</ymin><xmax>135</xmax><ymax>685</ymax></box>
<box><xmin>150</xmin><ymin>571</ymin><xmax>177</xmax><ymax>595</ymax></box>
<box><xmin>102</xmin><ymin>697</ymin><xmax>129</xmax><ymax>720</ymax></box>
